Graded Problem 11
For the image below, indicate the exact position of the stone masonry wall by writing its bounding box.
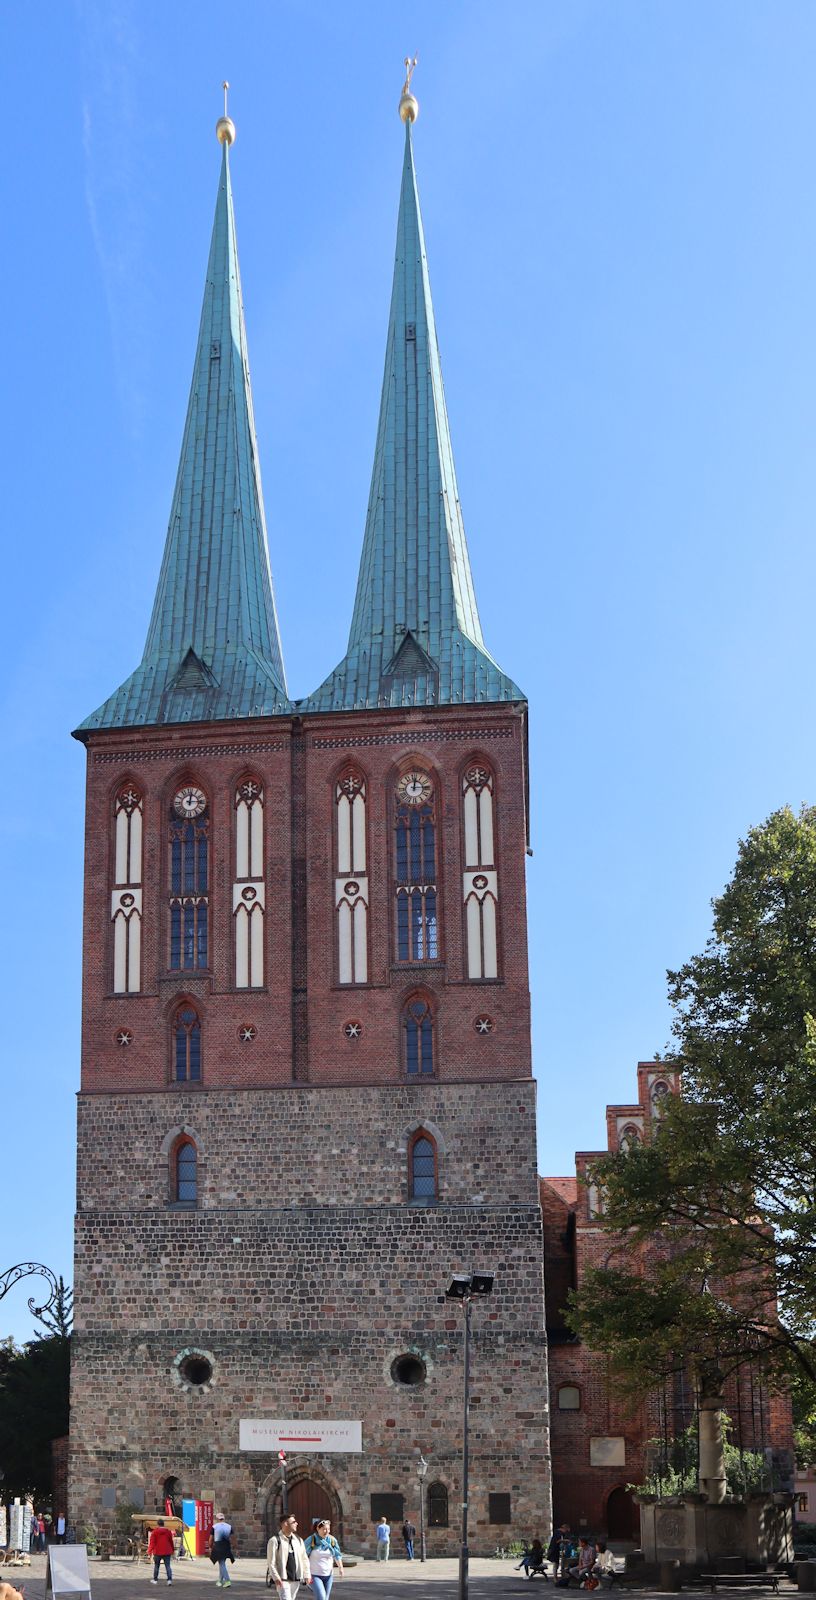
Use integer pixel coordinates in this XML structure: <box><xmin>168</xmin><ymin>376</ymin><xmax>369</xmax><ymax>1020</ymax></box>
<box><xmin>76</xmin><ymin>1081</ymin><xmax>539</xmax><ymax>1214</ymax></box>
<box><xmin>69</xmin><ymin>1201</ymin><xmax>550</xmax><ymax>1552</ymax></box>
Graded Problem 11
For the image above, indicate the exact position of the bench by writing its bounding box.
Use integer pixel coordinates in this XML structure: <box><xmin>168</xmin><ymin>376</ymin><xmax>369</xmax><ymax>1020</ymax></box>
<box><xmin>694</xmin><ymin>1575</ymin><xmax>780</xmax><ymax>1594</ymax></box>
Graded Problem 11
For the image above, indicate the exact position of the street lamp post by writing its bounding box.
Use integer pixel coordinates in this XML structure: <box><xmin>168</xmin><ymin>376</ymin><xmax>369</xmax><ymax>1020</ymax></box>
<box><xmin>417</xmin><ymin>1453</ymin><xmax>428</xmax><ymax>1563</ymax></box>
<box><xmin>445</xmin><ymin>1272</ymin><xmax>494</xmax><ymax>1600</ymax></box>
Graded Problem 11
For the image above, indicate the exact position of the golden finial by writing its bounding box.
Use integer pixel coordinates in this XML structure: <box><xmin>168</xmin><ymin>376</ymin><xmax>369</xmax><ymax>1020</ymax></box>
<box><xmin>216</xmin><ymin>80</ymin><xmax>236</xmax><ymax>147</ymax></box>
<box><xmin>399</xmin><ymin>55</ymin><xmax>419</xmax><ymax>124</ymax></box>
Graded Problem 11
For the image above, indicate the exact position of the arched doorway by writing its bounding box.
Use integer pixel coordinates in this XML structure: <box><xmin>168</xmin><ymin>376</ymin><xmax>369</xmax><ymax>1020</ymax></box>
<box><xmin>264</xmin><ymin>1472</ymin><xmax>341</xmax><ymax>1544</ymax></box>
<box><xmin>606</xmin><ymin>1485</ymin><xmax>640</xmax><ymax>1542</ymax></box>
<box><xmin>163</xmin><ymin>1476</ymin><xmax>183</xmax><ymax>1517</ymax></box>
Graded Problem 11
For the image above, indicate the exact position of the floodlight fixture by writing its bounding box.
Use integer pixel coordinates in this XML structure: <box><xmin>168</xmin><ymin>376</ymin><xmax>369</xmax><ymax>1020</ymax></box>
<box><xmin>445</xmin><ymin>1274</ymin><xmax>471</xmax><ymax>1300</ymax></box>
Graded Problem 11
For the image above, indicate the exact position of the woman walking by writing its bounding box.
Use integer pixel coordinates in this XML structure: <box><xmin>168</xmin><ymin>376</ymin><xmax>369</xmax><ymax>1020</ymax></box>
<box><xmin>304</xmin><ymin>1519</ymin><xmax>342</xmax><ymax>1600</ymax></box>
<box><xmin>209</xmin><ymin>1512</ymin><xmax>236</xmax><ymax>1588</ymax></box>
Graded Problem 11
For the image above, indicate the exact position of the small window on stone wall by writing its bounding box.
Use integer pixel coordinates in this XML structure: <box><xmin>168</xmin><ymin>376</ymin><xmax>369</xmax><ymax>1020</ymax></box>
<box><xmin>391</xmin><ymin>1353</ymin><xmax>427</xmax><ymax>1386</ymax></box>
<box><xmin>558</xmin><ymin>1384</ymin><xmax>581</xmax><ymax>1410</ymax></box>
<box><xmin>428</xmin><ymin>1482</ymin><xmax>448</xmax><ymax>1527</ymax></box>
<box><xmin>101</xmin><ymin>1486</ymin><xmax>117</xmax><ymax>1510</ymax></box>
<box><xmin>371</xmin><ymin>1493</ymin><xmax>404</xmax><ymax>1522</ymax></box>
<box><xmin>489</xmin><ymin>1493</ymin><xmax>512</xmax><ymax>1524</ymax></box>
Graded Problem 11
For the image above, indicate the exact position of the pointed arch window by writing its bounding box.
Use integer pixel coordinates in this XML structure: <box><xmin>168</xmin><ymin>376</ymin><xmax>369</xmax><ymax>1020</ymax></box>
<box><xmin>395</xmin><ymin>770</ymin><xmax>439</xmax><ymax>962</ymax></box>
<box><xmin>169</xmin><ymin>786</ymin><xmax>209</xmax><ymax>970</ymax></box>
<box><xmin>335</xmin><ymin>770</ymin><xmax>369</xmax><ymax>984</ymax></box>
<box><xmin>462</xmin><ymin>764</ymin><xmax>499</xmax><ymax>980</ymax></box>
<box><xmin>234</xmin><ymin>778</ymin><xmax>264</xmax><ymax>988</ymax></box>
<box><xmin>619</xmin><ymin>1124</ymin><xmax>641</xmax><ymax>1152</ymax></box>
<box><xmin>112</xmin><ymin>784</ymin><xmax>143</xmax><ymax>993</ymax></box>
<box><xmin>173</xmin><ymin>1005</ymin><xmax>202</xmax><ymax>1083</ymax></box>
<box><xmin>403</xmin><ymin>995</ymin><xmax>434</xmax><ymax>1077</ymax></box>
<box><xmin>409</xmin><ymin>1131</ymin><xmax>438</xmax><ymax>1201</ymax></box>
<box><xmin>428</xmin><ymin>1483</ymin><xmax>449</xmax><ymax>1528</ymax></box>
<box><xmin>174</xmin><ymin>1138</ymin><xmax>197</xmax><ymax>1204</ymax></box>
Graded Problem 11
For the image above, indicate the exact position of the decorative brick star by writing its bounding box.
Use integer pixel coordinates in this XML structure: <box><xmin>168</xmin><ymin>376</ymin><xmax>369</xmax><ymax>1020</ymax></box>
<box><xmin>239</xmin><ymin>1024</ymin><xmax>257</xmax><ymax>1042</ymax></box>
<box><xmin>116</xmin><ymin>1030</ymin><xmax>133</xmax><ymax>1047</ymax></box>
<box><xmin>344</xmin><ymin>1021</ymin><xmax>362</xmax><ymax>1040</ymax></box>
<box><xmin>475</xmin><ymin>1015</ymin><xmax>494</xmax><ymax>1035</ymax></box>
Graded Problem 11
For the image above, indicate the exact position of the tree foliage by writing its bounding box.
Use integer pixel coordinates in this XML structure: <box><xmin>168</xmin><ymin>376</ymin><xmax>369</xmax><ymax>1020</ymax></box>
<box><xmin>568</xmin><ymin>806</ymin><xmax>816</xmax><ymax>1407</ymax></box>
<box><xmin>0</xmin><ymin>1277</ymin><xmax>72</xmax><ymax>1501</ymax></box>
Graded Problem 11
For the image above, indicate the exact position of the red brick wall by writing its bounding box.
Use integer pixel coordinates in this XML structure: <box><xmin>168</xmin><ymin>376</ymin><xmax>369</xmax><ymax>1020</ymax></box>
<box><xmin>78</xmin><ymin>703</ymin><xmax>530</xmax><ymax>1094</ymax></box>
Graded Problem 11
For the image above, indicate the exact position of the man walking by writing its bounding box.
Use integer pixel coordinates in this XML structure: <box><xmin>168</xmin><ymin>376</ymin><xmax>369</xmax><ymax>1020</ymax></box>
<box><xmin>267</xmin><ymin>1513</ymin><xmax>309</xmax><ymax>1600</ymax></box>
<box><xmin>374</xmin><ymin>1516</ymin><xmax>390</xmax><ymax>1561</ymax></box>
<box><xmin>148</xmin><ymin>1518</ymin><xmax>175</xmax><ymax>1585</ymax></box>
<box><xmin>402</xmin><ymin>1518</ymin><xmax>416</xmax><ymax>1560</ymax></box>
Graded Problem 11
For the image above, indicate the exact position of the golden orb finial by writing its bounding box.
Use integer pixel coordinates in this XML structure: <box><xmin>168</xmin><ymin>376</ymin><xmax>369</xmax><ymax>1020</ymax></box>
<box><xmin>216</xmin><ymin>80</ymin><xmax>236</xmax><ymax>146</ymax></box>
<box><xmin>399</xmin><ymin>54</ymin><xmax>419</xmax><ymax>124</ymax></box>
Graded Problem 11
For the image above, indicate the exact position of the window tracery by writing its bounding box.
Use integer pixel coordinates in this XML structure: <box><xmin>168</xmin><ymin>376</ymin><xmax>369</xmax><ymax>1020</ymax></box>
<box><xmin>462</xmin><ymin>764</ymin><xmax>498</xmax><ymax>979</ymax></box>
<box><xmin>395</xmin><ymin>769</ymin><xmax>438</xmax><ymax>962</ymax></box>
<box><xmin>173</xmin><ymin>1004</ymin><xmax>202</xmax><ymax>1083</ymax></box>
<box><xmin>335</xmin><ymin>770</ymin><xmax>368</xmax><ymax>983</ymax></box>
<box><xmin>112</xmin><ymin>784</ymin><xmax>143</xmax><ymax>993</ymax></box>
<box><xmin>234</xmin><ymin>778</ymin><xmax>264</xmax><ymax>988</ymax></box>
<box><xmin>403</xmin><ymin>994</ymin><xmax>434</xmax><ymax>1077</ymax></box>
<box><xmin>169</xmin><ymin>786</ymin><xmax>209</xmax><ymax>970</ymax></box>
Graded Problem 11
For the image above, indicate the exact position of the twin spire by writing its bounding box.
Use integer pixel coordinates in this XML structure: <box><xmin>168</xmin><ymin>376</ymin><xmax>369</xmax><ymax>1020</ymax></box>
<box><xmin>77</xmin><ymin>86</ymin><xmax>522</xmax><ymax>736</ymax></box>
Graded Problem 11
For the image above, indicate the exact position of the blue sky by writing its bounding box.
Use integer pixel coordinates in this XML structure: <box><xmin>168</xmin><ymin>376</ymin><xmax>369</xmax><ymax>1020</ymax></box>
<box><xmin>3</xmin><ymin>0</ymin><xmax>816</xmax><ymax>1343</ymax></box>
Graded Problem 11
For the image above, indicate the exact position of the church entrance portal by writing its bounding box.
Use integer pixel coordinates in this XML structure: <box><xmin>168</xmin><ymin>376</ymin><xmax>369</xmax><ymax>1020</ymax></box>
<box><xmin>606</xmin><ymin>1486</ymin><xmax>639</xmax><ymax>1542</ymax></box>
<box><xmin>264</xmin><ymin>1475</ymin><xmax>339</xmax><ymax>1543</ymax></box>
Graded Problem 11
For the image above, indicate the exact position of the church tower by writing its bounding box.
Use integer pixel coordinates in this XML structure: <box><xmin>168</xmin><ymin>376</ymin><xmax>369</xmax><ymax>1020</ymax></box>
<box><xmin>69</xmin><ymin>87</ymin><xmax>550</xmax><ymax>1551</ymax></box>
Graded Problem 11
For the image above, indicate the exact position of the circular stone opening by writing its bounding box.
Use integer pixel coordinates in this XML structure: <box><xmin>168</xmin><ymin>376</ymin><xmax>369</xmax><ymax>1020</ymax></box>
<box><xmin>179</xmin><ymin>1353</ymin><xmax>213</xmax><ymax>1387</ymax></box>
<box><xmin>391</xmin><ymin>1353</ymin><xmax>427</xmax><ymax>1387</ymax></box>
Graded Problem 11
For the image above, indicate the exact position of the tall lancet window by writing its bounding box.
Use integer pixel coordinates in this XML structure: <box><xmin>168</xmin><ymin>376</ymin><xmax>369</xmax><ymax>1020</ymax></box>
<box><xmin>394</xmin><ymin>770</ymin><xmax>439</xmax><ymax>962</ymax></box>
<box><xmin>169</xmin><ymin>785</ymin><xmax>210</xmax><ymax>970</ymax></box>
<box><xmin>112</xmin><ymin>784</ymin><xmax>143</xmax><ymax>993</ymax></box>
<box><xmin>462</xmin><ymin>764</ymin><xmax>499</xmax><ymax>980</ymax></box>
<box><xmin>233</xmin><ymin>778</ymin><xmax>264</xmax><ymax>988</ymax></box>
<box><xmin>335</xmin><ymin>770</ymin><xmax>368</xmax><ymax>984</ymax></box>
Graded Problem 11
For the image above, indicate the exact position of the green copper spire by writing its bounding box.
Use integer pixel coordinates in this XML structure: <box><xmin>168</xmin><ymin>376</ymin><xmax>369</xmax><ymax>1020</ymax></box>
<box><xmin>77</xmin><ymin>135</ymin><xmax>289</xmax><ymax>734</ymax></box>
<box><xmin>307</xmin><ymin>120</ymin><xmax>523</xmax><ymax>712</ymax></box>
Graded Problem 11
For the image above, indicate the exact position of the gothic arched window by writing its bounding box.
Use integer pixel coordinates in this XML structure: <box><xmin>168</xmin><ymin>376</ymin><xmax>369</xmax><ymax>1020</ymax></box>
<box><xmin>335</xmin><ymin>770</ymin><xmax>369</xmax><ymax>984</ymax></box>
<box><xmin>651</xmin><ymin>1079</ymin><xmax>670</xmax><ymax>1118</ymax></box>
<box><xmin>112</xmin><ymin>783</ymin><xmax>143</xmax><ymax>993</ymax></box>
<box><xmin>169</xmin><ymin>785</ymin><xmax>209</xmax><ymax>971</ymax></box>
<box><xmin>619</xmin><ymin>1124</ymin><xmax>641</xmax><ymax>1152</ymax></box>
<box><xmin>174</xmin><ymin>1138</ymin><xmax>197</xmax><ymax>1204</ymax></box>
<box><xmin>462</xmin><ymin>764</ymin><xmax>499</xmax><ymax>979</ymax></box>
<box><xmin>428</xmin><ymin>1483</ymin><xmax>449</xmax><ymax>1528</ymax></box>
<box><xmin>234</xmin><ymin>777</ymin><xmax>264</xmax><ymax>988</ymax></box>
<box><xmin>394</xmin><ymin>769</ymin><xmax>439</xmax><ymax>962</ymax></box>
<box><xmin>409</xmin><ymin>1132</ymin><xmax>438</xmax><ymax>1201</ymax></box>
<box><xmin>404</xmin><ymin>995</ymin><xmax>434</xmax><ymax>1077</ymax></box>
<box><xmin>173</xmin><ymin>1005</ymin><xmax>202</xmax><ymax>1083</ymax></box>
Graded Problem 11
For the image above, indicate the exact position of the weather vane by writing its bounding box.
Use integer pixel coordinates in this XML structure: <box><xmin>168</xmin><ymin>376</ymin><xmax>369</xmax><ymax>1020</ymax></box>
<box><xmin>399</xmin><ymin>54</ymin><xmax>419</xmax><ymax>124</ymax></box>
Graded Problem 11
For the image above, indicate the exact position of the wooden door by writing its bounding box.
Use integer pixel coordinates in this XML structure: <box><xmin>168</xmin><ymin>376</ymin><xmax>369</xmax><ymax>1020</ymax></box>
<box><xmin>287</xmin><ymin>1479</ymin><xmax>333</xmax><ymax>1537</ymax></box>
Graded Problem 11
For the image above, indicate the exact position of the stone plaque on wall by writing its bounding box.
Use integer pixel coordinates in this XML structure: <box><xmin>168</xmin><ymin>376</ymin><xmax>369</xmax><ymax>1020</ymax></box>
<box><xmin>589</xmin><ymin>1436</ymin><xmax>626</xmax><ymax>1467</ymax></box>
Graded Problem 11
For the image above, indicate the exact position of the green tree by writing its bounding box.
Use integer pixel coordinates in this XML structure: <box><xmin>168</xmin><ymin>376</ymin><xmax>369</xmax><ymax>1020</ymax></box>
<box><xmin>567</xmin><ymin>806</ymin><xmax>816</xmax><ymax>1410</ymax></box>
<box><xmin>0</xmin><ymin>1278</ymin><xmax>72</xmax><ymax>1501</ymax></box>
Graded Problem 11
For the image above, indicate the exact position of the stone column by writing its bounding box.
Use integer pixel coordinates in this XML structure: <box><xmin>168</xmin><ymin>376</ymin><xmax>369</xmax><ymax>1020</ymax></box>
<box><xmin>698</xmin><ymin>1394</ymin><xmax>727</xmax><ymax>1505</ymax></box>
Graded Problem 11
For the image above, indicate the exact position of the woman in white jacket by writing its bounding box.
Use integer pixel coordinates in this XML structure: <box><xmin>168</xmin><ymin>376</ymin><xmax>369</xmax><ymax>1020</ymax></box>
<box><xmin>266</xmin><ymin>1515</ymin><xmax>310</xmax><ymax>1600</ymax></box>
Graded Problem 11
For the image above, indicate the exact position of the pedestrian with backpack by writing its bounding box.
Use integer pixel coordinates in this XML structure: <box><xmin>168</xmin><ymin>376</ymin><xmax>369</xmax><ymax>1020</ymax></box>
<box><xmin>266</xmin><ymin>1514</ymin><xmax>310</xmax><ymax>1600</ymax></box>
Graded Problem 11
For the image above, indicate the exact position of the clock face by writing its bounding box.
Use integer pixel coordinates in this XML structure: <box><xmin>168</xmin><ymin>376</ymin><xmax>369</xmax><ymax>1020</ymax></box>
<box><xmin>397</xmin><ymin>770</ymin><xmax>433</xmax><ymax>807</ymax></box>
<box><xmin>173</xmin><ymin>785</ymin><xmax>207</xmax><ymax>819</ymax></box>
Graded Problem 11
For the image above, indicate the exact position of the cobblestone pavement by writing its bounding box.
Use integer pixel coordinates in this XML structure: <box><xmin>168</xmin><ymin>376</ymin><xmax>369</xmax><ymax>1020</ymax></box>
<box><xmin>4</xmin><ymin>1555</ymin><xmax>795</xmax><ymax>1600</ymax></box>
